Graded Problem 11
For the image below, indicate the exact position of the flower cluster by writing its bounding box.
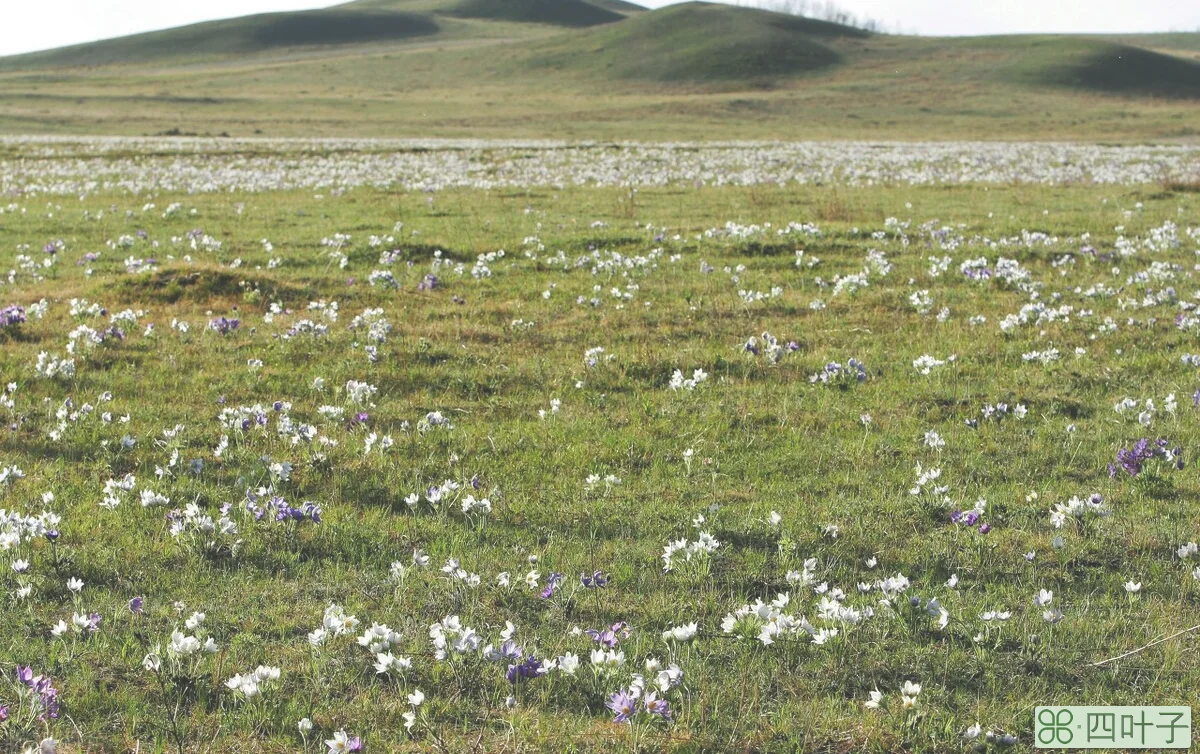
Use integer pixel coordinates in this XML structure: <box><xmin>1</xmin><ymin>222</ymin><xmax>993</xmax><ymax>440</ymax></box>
<box><xmin>1109</xmin><ymin>438</ymin><xmax>1184</xmax><ymax>478</ymax></box>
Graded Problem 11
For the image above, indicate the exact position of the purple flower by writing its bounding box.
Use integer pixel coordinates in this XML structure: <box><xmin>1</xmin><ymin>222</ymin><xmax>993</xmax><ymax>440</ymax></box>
<box><xmin>267</xmin><ymin>496</ymin><xmax>321</xmax><ymax>525</ymax></box>
<box><xmin>978</xmin><ymin>523</ymin><xmax>991</xmax><ymax>534</ymax></box>
<box><xmin>580</xmin><ymin>571</ymin><xmax>608</xmax><ymax>589</ymax></box>
<box><xmin>646</xmin><ymin>695</ymin><xmax>672</xmax><ymax>720</ymax></box>
<box><xmin>506</xmin><ymin>656</ymin><xmax>542</xmax><ymax>684</ymax></box>
<box><xmin>950</xmin><ymin>510</ymin><xmax>979</xmax><ymax>526</ymax></box>
<box><xmin>207</xmin><ymin>317</ymin><xmax>240</xmax><ymax>335</ymax></box>
<box><xmin>0</xmin><ymin>305</ymin><xmax>26</xmax><ymax>330</ymax></box>
<box><xmin>18</xmin><ymin>670</ymin><xmax>59</xmax><ymax>720</ymax></box>
<box><xmin>1111</xmin><ymin>438</ymin><xmax>1182</xmax><ymax>478</ymax></box>
<box><xmin>128</xmin><ymin>596</ymin><xmax>144</xmax><ymax>614</ymax></box>
<box><xmin>347</xmin><ymin>737</ymin><xmax>363</xmax><ymax>752</ymax></box>
<box><xmin>606</xmin><ymin>689</ymin><xmax>637</xmax><ymax>724</ymax></box>
<box><xmin>586</xmin><ymin>622</ymin><xmax>629</xmax><ymax>648</ymax></box>
<box><xmin>540</xmin><ymin>572</ymin><xmax>563</xmax><ymax>599</ymax></box>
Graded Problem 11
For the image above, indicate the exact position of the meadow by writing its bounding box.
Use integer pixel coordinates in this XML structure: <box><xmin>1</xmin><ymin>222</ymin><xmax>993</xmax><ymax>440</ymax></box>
<box><xmin>1</xmin><ymin>138</ymin><xmax>1199</xmax><ymax>752</ymax></box>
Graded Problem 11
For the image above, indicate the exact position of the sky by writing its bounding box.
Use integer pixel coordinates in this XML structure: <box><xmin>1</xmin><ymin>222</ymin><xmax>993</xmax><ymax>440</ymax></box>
<box><xmin>2</xmin><ymin>0</ymin><xmax>1199</xmax><ymax>56</ymax></box>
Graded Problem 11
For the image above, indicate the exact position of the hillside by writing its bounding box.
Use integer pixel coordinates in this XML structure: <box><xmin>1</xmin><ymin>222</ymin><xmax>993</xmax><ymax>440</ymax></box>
<box><xmin>449</xmin><ymin>0</ymin><xmax>624</xmax><ymax>26</ymax></box>
<box><xmin>0</xmin><ymin>9</ymin><xmax>443</xmax><ymax>69</ymax></box>
<box><xmin>0</xmin><ymin>0</ymin><xmax>628</xmax><ymax>69</ymax></box>
<box><xmin>525</xmin><ymin>3</ymin><xmax>860</xmax><ymax>83</ymax></box>
<box><xmin>985</xmin><ymin>36</ymin><xmax>1200</xmax><ymax>99</ymax></box>
<box><xmin>0</xmin><ymin>1</ymin><xmax>1196</xmax><ymax>142</ymax></box>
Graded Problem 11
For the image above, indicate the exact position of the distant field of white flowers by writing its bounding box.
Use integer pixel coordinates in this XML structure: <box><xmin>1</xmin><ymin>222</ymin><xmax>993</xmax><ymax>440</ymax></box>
<box><xmin>2</xmin><ymin>137</ymin><xmax>1199</xmax><ymax>194</ymax></box>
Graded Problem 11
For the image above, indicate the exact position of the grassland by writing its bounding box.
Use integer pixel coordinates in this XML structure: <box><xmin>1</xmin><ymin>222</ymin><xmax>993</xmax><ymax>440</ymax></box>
<box><xmin>2</xmin><ymin>163</ymin><xmax>1200</xmax><ymax>751</ymax></box>
<box><xmin>0</xmin><ymin>1</ymin><xmax>1196</xmax><ymax>142</ymax></box>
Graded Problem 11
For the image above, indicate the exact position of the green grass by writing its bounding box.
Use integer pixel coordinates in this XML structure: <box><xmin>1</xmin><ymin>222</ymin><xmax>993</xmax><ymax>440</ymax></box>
<box><xmin>0</xmin><ymin>9</ymin><xmax>443</xmax><ymax>68</ymax></box>
<box><xmin>450</xmin><ymin>0</ymin><xmax>624</xmax><ymax>26</ymax></box>
<box><xmin>997</xmin><ymin>38</ymin><xmax>1200</xmax><ymax>99</ymax></box>
<box><xmin>1</xmin><ymin>172</ymin><xmax>1200</xmax><ymax>752</ymax></box>
<box><xmin>0</xmin><ymin>2</ymin><xmax>1197</xmax><ymax>141</ymax></box>
<box><xmin>524</xmin><ymin>3</ymin><xmax>854</xmax><ymax>82</ymax></box>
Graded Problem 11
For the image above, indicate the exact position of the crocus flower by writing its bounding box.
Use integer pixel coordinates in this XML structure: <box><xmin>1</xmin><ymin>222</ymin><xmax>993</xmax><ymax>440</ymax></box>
<box><xmin>606</xmin><ymin>689</ymin><xmax>637</xmax><ymax>723</ymax></box>
<box><xmin>540</xmin><ymin>572</ymin><xmax>563</xmax><ymax>599</ymax></box>
<box><xmin>645</xmin><ymin>693</ymin><xmax>672</xmax><ymax>720</ymax></box>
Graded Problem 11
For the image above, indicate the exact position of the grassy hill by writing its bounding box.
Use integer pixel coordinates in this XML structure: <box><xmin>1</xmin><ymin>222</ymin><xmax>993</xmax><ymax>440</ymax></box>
<box><xmin>525</xmin><ymin>3</ymin><xmax>858</xmax><ymax>83</ymax></box>
<box><xmin>969</xmin><ymin>36</ymin><xmax>1200</xmax><ymax>99</ymax></box>
<box><xmin>449</xmin><ymin>0</ymin><xmax>624</xmax><ymax>26</ymax></box>
<box><xmin>1047</xmin><ymin>42</ymin><xmax>1200</xmax><ymax>98</ymax></box>
<box><xmin>0</xmin><ymin>0</ymin><xmax>1196</xmax><ymax>141</ymax></box>
<box><xmin>0</xmin><ymin>0</ymin><xmax>627</xmax><ymax>70</ymax></box>
<box><xmin>0</xmin><ymin>8</ymin><xmax>445</xmax><ymax>69</ymax></box>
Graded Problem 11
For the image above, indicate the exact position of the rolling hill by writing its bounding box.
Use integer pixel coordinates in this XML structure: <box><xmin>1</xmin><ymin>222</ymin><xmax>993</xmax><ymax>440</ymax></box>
<box><xmin>524</xmin><ymin>3</ymin><xmax>858</xmax><ymax>82</ymax></box>
<box><xmin>0</xmin><ymin>0</ymin><xmax>1196</xmax><ymax>142</ymax></box>
<box><xmin>0</xmin><ymin>9</ymin><xmax>443</xmax><ymax>68</ymax></box>
<box><xmin>0</xmin><ymin>0</ymin><xmax>629</xmax><ymax>69</ymax></box>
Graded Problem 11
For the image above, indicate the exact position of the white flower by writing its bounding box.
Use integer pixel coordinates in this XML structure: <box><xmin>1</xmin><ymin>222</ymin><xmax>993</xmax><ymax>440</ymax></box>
<box><xmin>374</xmin><ymin>652</ymin><xmax>412</xmax><ymax>675</ymax></box>
<box><xmin>408</xmin><ymin>688</ymin><xmax>425</xmax><ymax>707</ymax></box>
<box><xmin>1124</xmin><ymin>581</ymin><xmax>1142</xmax><ymax>593</ymax></box>
<box><xmin>298</xmin><ymin>718</ymin><xmax>313</xmax><ymax>733</ymax></box>
<box><xmin>902</xmin><ymin>681</ymin><xmax>921</xmax><ymax>697</ymax></box>
<box><xmin>66</xmin><ymin>577</ymin><xmax>84</xmax><ymax>592</ymax></box>
<box><xmin>662</xmin><ymin>622</ymin><xmax>698</xmax><ymax>642</ymax></box>
<box><xmin>557</xmin><ymin>653</ymin><xmax>581</xmax><ymax>675</ymax></box>
<box><xmin>864</xmin><ymin>689</ymin><xmax>883</xmax><ymax>709</ymax></box>
<box><xmin>325</xmin><ymin>730</ymin><xmax>355</xmax><ymax>753</ymax></box>
<box><xmin>225</xmin><ymin>673</ymin><xmax>260</xmax><ymax>698</ymax></box>
<box><xmin>656</xmin><ymin>663</ymin><xmax>683</xmax><ymax>692</ymax></box>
